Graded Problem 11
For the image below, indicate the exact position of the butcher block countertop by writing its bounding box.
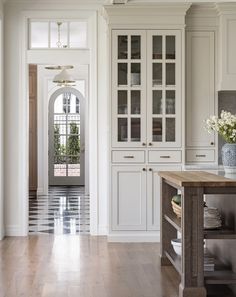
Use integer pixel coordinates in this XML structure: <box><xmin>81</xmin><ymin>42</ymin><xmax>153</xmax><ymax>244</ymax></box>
<box><xmin>158</xmin><ymin>170</ymin><xmax>236</xmax><ymax>188</ymax></box>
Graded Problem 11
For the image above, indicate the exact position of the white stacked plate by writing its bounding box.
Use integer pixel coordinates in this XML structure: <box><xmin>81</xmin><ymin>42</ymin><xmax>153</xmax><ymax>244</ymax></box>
<box><xmin>204</xmin><ymin>207</ymin><xmax>222</xmax><ymax>229</ymax></box>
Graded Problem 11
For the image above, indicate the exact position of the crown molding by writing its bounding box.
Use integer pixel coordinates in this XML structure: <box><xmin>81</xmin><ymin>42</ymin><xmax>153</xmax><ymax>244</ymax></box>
<box><xmin>4</xmin><ymin>0</ymin><xmax>105</xmax><ymax>4</ymax></box>
<box><xmin>186</xmin><ymin>3</ymin><xmax>219</xmax><ymax>29</ymax></box>
<box><xmin>103</xmin><ymin>3</ymin><xmax>191</xmax><ymax>26</ymax></box>
<box><xmin>216</xmin><ymin>2</ymin><xmax>236</xmax><ymax>15</ymax></box>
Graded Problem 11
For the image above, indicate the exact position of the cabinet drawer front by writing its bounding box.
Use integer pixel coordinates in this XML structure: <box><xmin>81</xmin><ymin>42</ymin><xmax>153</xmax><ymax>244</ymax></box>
<box><xmin>148</xmin><ymin>151</ymin><xmax>182</xmax><ymax>163</ymax></box>
<box><xmin>112</xmin><ymin>150</ymin><xmax>145</xmax><ymax>163</ymax></box>
<box><xmin>186</xmin><ymin>150</ymin><xmax>215</xmax><ymax>163</ymax></box>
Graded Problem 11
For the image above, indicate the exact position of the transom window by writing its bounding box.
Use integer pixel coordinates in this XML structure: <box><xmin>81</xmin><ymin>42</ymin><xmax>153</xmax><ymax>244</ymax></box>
<box><xmin>29</xmin><ymin>20</ymin><xmax>87</xmax><ymax>49</ymax></box>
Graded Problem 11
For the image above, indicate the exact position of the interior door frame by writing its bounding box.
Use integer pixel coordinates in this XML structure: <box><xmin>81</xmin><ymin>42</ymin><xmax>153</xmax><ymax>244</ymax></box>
<box><xmin>17</xmin><ymin>10</ymin><xmax>99</xmax><ymax>237</ymax></box>
<box><xmin>48</xmin><ymin>87</ymin><xmax>85</xmax><ymax>186</ymax></box>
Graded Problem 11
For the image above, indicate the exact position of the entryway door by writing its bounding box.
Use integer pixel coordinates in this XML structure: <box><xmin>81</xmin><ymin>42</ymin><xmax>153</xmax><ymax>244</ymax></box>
<box><xmin>49</xmin><ymin>87</ymin><xmax>85</xmax><ymax>186</ymax></box>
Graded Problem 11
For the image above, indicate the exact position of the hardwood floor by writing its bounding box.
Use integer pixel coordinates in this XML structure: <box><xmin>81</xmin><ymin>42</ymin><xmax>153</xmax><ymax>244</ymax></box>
<box><xmin>0</xmin><ymin>236</ymin><xmax>180</xmax><ymax>297</ymax></box>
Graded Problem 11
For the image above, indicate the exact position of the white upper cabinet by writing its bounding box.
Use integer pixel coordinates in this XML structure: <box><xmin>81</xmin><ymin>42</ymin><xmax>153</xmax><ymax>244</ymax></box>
<box><xmin>217</xmin><ymin>4</ymin><xmax>236</xmax><ymax>90</ymax></box>
<box><xmin>186</xmin><ymin>31</ymin><xmax>215</xmax><ymax>149</ymax></box>
<box><xmin>111</xmin><ymin>29</ymin><xmax>182</xmax><ymax>149</ymax></box>
<box><xmin>147</xmin><ymin>30</ymin><xmax>182</xmax><ymax>148</ymax></box>
<box><xmin>112</xmin><ymin>30</ymin><xmax>147</xmax><ymax>148</ymax></box>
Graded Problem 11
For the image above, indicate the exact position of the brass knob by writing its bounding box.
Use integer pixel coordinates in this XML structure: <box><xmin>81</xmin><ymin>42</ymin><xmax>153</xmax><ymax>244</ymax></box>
<box><xmin>149</xmin><ymin>143</ymin><xmax>152</xmax><ymax>146</ymax></box>
<box><xmin>142</xmin><ymin>168</ymin><xmax>146</xmax><ymax>171</ymax></box>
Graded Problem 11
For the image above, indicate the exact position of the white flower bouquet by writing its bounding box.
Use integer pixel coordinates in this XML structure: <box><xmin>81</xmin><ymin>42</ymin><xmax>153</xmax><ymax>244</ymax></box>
<box><xmin>205</xmin><ymin>110</ymin><xmax>236</xmax><ymax>144</ymax></box>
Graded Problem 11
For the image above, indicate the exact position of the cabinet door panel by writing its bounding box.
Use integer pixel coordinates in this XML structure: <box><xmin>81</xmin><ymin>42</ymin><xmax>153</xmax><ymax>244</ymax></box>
<box><xmin>147</xmin><ymin>30</ymin><xmax>182</xmax><ymax>148</ymax></box>
<box><xmin>112</xmin><ymin>30</ymin><xmax>146</xmax><ymax>148</ymax></box>
<box><xmin>147</xmin><ymin>165</ymin><xmax>181</xmax><ymax>231</ymax></box>
<box><xmin>186</xmin><ymin>31</ymin><xmax>215</xmax><ymax>148</ymax></box>
<box><xmin>112</xmin><ymin>166</ymin><xmax>146</xmax><ymax>230</ymax></box>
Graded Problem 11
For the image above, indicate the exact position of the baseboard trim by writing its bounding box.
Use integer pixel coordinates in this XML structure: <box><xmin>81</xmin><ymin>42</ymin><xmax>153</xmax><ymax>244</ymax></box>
<box><xmin>0</xmin><ymin>228</ymin><xmax>5</xmax><ymax>240</ymax></box>
<box><xmin>107</xmin><ymin>232</ymin><xmax>160</xmax><ymax>243</ymax></box>
<box><xmin>5</xmin><ymin>225</ymin><xmax>22</xmax><ymax>236</ymax></box>
<box><xmin>98</xmin><ymin>225</ymin><xmax>108</xmax><ymax>235</ymax></box>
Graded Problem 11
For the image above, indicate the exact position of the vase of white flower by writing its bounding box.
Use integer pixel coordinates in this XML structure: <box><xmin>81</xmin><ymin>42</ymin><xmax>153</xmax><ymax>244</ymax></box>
<box><xmin>222</xmin><ymin>143</ymin><xmax>236</xmax><ymax>173</ymax></box>
<box><xmin>205</xmin><ymin>110</ymin><xmax>236</xmax><ymax>173</ymax></box>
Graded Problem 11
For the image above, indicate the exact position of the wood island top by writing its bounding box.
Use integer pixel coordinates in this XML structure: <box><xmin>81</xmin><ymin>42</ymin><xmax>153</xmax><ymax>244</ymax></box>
<box><xmin>158</xmin><ymin>171</ymin><xmax>236</xmax><ymax>187</ymax></box>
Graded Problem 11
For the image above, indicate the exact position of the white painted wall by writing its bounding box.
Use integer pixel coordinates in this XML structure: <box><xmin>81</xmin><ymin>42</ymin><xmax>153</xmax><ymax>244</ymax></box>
<box><xmin>97</xmin><ymin>13</ymin><xmax>109</xmax><ymax>235</ymax></box>
<box><xmin>4</xmin><ymin>2</ymin><xmax>109</xmax><ymax>236</ymax></box>
<box><xmin>0</xmin><ymin>1</ymin><xmax>4</xmax><ymax>240</ymax></box>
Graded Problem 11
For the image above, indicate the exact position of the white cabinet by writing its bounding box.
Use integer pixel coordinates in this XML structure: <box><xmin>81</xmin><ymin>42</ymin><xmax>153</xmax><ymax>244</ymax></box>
<box><xmin>112</xmin><ymin>30</ymin><xmax>147</xmax><ymax>148</ymax></box>
<box><xmin>112</xmin><ymin>29</ymin><xmax>182</xmax><ymax>149</ymax></box>
<box><xmin>147</xmin><ymin>30</ymin><xmax>182</xmax><ymax>148</ymax></box>
<box><xmin>111</xmin><ymin>166</ymin><xmax>147</xmax><ymax>231</ymax></box>
<box><xmin>186</xmin><ymin>31</ymin><xmax>216</xmax><ymax>162</ymax></box>
<box><xmin>217</xmin><ymin>4</ymin><xmax>236</xmax><ymax>90</ymax></box>
<box><xmin>112</xmin><ymin>165</ymin><xmax>181</xmax><ymax>231</ymax></box>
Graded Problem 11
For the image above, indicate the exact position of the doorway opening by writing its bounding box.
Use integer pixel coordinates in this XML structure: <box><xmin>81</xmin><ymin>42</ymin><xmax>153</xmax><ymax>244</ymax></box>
<box><xmin>28</xmin><ymin>65</ymin><xmax>90</xmax><ymax>235</ymax></box>
<box><xmin>49</xmin><ymin>88</ymin><xmax>85</xmax><ymax>186</ymax></box>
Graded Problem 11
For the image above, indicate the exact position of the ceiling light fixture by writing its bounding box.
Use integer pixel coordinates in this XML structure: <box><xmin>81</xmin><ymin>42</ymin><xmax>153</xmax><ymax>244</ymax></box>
<box><xmin>45</xmin><ymin>65</ymin><xmax>76</xmax><ymax>85</ymax></box>
<box><xmin>56</xmin><ymin>21</ymin><xmax>63</xmax><ymax>48</ymax></box>
<box><xmin>53</xmin><ymin>68</ymin><xmax>76</xmax><ymax>84</ymax></box>
<box><xmin>45</xmin><ymin>65</ymin><xmax>74</xmax><ymax>70</ymax></box>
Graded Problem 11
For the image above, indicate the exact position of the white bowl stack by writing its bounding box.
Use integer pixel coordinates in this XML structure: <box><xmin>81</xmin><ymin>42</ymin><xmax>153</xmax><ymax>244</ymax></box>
<box><xmin>204</xmin><ymin>207</ymin><xmax>222</xmax><ymax>229</ymax></box>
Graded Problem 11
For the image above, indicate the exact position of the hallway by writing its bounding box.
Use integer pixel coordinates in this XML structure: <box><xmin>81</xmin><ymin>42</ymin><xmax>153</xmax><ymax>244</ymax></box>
<box><xmin>29</xmin><ymin>187</ymin><xmax>89</xmax><ymax>235</ymax></box>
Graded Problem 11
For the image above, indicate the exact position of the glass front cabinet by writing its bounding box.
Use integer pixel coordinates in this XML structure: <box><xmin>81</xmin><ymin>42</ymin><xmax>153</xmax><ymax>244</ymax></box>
<box><xmin>111</xmin><ymin>30</ymin><xmax>182</xmax><ymax>148</ymax></box>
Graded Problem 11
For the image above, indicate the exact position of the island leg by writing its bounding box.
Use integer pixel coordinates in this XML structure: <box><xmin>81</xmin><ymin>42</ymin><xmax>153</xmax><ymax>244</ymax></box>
<box><xmin>160</xmin><ymin>178</ymin><xmax>178</xmax><ymax>265</ymax></box>
<box><xmin>179</xmin><ymin>187</ymin><xmax>207</xmax><ymax>297</ymax></box>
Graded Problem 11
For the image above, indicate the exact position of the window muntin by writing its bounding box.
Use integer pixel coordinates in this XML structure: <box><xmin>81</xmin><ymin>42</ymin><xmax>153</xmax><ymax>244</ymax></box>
<box><xmin>29</xmin><ymin>20</ymin><xmax>88</xmax><ymax>49</ymax></box>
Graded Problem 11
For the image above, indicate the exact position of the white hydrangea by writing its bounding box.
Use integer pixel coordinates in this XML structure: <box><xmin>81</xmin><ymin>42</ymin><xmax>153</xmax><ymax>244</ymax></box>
<box><xmin>204</xmin><ymin>110</ymin><xmax>236</xmax><ymax>143</ymax></box>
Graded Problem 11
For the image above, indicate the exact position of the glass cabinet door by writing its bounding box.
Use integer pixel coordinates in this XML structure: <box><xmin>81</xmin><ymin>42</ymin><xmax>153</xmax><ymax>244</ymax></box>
<box><xmin>147</xmin><ymin>30</ymin><xmax>181</xmax><ymax>148</ymax></box>
<box><xmin>112</xmin><ymin>30</ymin><xmax>146</xmax><ymax>147</ymax></box>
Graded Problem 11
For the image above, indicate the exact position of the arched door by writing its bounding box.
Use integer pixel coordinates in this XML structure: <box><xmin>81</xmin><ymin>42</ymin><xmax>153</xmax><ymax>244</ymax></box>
<box><xmin>49</xmin><ymin>87</ymin><xmax>85</xmax><ymax>186</ymax></box>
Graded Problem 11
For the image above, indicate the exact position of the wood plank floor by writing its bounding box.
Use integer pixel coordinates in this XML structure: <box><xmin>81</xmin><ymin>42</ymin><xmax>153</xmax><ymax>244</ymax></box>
<box><xmin>0</xmin><ymin>236</ymin><xmax>180</xmax><ymax>297</ymax></box>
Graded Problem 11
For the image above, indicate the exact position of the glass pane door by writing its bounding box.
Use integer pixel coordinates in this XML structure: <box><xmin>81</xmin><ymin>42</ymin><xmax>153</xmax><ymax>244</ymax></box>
<box><xmin>49</xmin><ymin>90</ymin><xmax>85</xmax><ymax>185</ymax></box>
<box><xmin>112</xmin><ymin>30</ymin><xmax>146</xmax><ymax>147</ymax></box>
<box><xmin>147</xmin><ymin>31</ymin><xmax>180</xmax><ymax>147</ymax></box>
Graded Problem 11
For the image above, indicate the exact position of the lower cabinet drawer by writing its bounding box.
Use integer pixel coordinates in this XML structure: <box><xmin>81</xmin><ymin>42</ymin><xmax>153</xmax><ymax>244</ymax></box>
<box><xmin>148</xmin><ymin>150</ymin><xmax>182</xmax><ymax>163</ymax></box>
<box><xmin>112</xmin><ymin>150</ymin><xmax>145</xmax><ymax>163</ymax></box>
<box><xmin>186</xmin><ymin>149</ymin><xmax>215</xmax><ymax>163</ymax></box>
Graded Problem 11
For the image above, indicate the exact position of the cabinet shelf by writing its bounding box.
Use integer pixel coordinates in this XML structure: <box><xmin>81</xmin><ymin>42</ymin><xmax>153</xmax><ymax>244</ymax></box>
<box><xmin>165</xmin><ymin>248</ymin><xmax>236</xmax><ymax>285</ymax></box>
<box><xmin>165</xmin><ymin>213</ymin><xmax>236</xmax><ymax>240</ymax></box>
<box><xmin>165</xmin><ymin>249</ymin><xmax>181</xmax><ymax>274</ymax></box>
<box><xmin>205</xmin><ymin>270</ymin><xmax>236</xmax><ymax>285</ymax></box>
<box><xmin>164</xmin><ymin>213</ymin><xmax>181</xmax><ymax>232</ymax></box>
<box><xmin>204</xmin><ymin>228</ymin><xmax>236</xmax><ymax>240</ymax></box>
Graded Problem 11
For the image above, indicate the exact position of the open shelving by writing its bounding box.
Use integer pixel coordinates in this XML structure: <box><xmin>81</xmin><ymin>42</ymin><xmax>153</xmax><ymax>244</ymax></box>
<box><xmin>159</xmin><ymin>171</ymin><xmax>236</xmax><ymax>296</ymax></box>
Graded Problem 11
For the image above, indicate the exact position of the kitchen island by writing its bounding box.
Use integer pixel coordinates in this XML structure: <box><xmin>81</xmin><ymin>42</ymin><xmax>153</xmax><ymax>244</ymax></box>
<box><xmin>159</xmin><ymin>171</ymin><xmax>236</xmax><ymax>297</ymax></box>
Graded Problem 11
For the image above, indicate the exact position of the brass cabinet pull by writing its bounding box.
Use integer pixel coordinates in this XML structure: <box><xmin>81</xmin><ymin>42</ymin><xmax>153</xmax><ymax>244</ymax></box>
<box><xmin>160</xmin><ymin>156</ymin><xmax>171</xmax><ymax>159</ymax></box>
<box><xmin>196</xmin><ymin>154</ymin><xmax>206</xmax><ymax>158</ymax></box>
<box><xmin>123</xmin><ymin>156</ymin><xmax>134</xmax><ymax>159</ymax></box>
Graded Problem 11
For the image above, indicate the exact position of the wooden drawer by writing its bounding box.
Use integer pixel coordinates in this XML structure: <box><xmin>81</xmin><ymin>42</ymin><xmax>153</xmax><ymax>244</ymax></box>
<box><xmin>186</xmin><ymin>149</ymin><xmax>215</xmax><ymax>163</ymax></box>
<box><xmin>112</xmin><ymin>150</ymin><xmax>145</xmax><ymax>163</ymax></box>
<box><xmin>148</xmin><ymin>150</ymin><xmax>182</xmax><ymax>163</ymax></box>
